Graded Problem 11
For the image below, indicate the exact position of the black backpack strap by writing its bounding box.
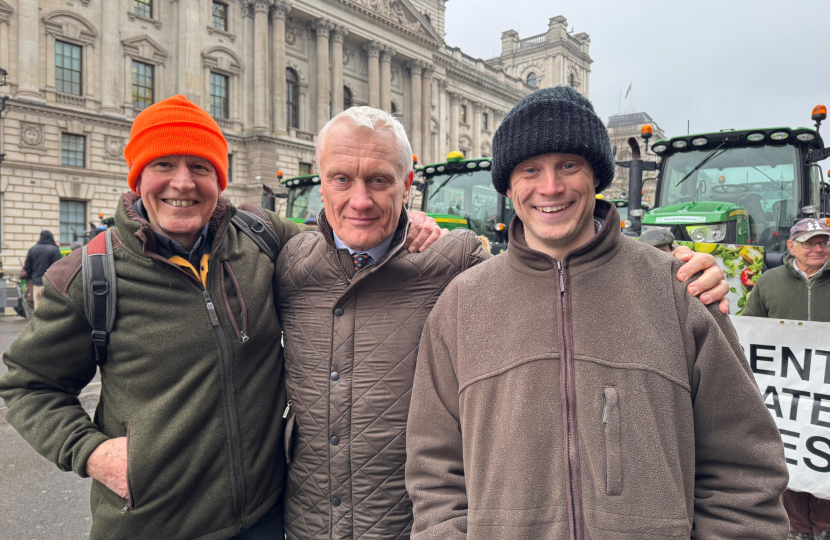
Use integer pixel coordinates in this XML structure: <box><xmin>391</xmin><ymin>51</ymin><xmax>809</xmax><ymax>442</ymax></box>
<box><xmin>82</xmin><ymin>229</ymin><xmax>117</xmax><ymax>365</ymax></box>
<box><xmin>232</xmin><ymin>210</ymin><xmax>281</xmax><ymax>262</ymax></box>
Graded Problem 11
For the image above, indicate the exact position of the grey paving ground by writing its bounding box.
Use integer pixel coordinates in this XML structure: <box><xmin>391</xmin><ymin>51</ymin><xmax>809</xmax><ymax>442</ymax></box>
<box><xmin>0</xmin><ymin>316</ymin><xmax>98</xmax><ymax>540</ymax></box>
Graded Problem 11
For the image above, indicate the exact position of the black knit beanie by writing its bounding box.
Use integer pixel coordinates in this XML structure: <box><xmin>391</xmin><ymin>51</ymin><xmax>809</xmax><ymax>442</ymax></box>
<box><xmin>491</xmin><ymin>86</ymin><xmax>615</xmax><ymax>195</ymax></box>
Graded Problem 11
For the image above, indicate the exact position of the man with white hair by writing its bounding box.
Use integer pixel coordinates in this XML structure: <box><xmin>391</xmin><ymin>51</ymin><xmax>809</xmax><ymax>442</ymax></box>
<box><xmin>276</xmin><ymin>106</ymin><xmax>731</xmax><ymax>540</ymax></box>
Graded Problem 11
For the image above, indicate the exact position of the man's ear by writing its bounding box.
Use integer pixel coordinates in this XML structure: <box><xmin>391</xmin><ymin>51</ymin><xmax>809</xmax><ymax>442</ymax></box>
<box><xmin>506</xmin><ymin>186</ymin><xmax>513</xmax><ymax>200</ymax></box>
<box><xmin>787</xmin><ymin>240</ymin><xmax>795</xmax><ymax>255</ymax></box>
<box><xmin>402</xmin><ymin>170</ymin><xmax>413</xmax><ymax>206</ymax></box>
<box><xmin>318</xmin><ymin>185</ymin><xmax>324</xmax><ymax>203</ymax></box>
<box><xmin>134</xmin><ymin>173</ymin><xmax>142</xmax><ymax>196</ymax></box>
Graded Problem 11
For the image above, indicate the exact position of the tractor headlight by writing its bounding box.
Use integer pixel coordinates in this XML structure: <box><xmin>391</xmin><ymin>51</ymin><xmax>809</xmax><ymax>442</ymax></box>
<box><xmin>686</xmin><ymin>223</ymin><xmax>727</xmax><ymax>243</ymax></box>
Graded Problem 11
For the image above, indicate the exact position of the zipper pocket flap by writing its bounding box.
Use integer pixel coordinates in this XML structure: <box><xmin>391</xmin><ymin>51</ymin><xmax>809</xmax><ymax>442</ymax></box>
<box><xmin>602</xmin><ymin>387</ymin><xmax>622</xmax><ymax>496</ymax></box>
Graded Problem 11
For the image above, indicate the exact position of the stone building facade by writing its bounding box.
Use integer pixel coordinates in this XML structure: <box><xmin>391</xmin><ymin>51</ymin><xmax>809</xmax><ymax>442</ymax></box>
<box><xmin>605</xmin><ymin>111</ymin><xmax>666</xmax><ymax>202</ymax></box>
<box><xmin>0</xmin><ymin>0</ymin><xmax>590</xmax><ymax>268</ymax></box>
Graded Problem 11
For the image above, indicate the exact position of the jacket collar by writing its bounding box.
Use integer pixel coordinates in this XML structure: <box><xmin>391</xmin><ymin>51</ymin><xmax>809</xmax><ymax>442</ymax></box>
<box><xmin>784</xmin><ymin>252</ymin><xmax>830</xmax><ymax>283</ymax></box>
<box><xmin>317</xmin><ymin>208</ymin><xmax>411</xmax><ymax>280</ymax></box>
<box><xmin>506</xmin><ymin>199</ymin><xmax>623</xmax><ymax>277</ymax></box>
<box><xmin>117</xmin><ymin>191</ymin><xmax>233</xmax><ymax>259</ymax></box>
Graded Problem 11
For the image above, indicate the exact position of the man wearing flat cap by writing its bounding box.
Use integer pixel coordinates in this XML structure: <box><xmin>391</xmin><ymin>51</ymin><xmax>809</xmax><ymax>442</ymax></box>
<box><xmin>0</xmin><ymin>95</ymin><xmax>441</xmax><ymax>540</ymax></box>
<box><xmin>406</xmin><ymin>86</ymin><xmax>789</xmax><ymax>539</ymax></box>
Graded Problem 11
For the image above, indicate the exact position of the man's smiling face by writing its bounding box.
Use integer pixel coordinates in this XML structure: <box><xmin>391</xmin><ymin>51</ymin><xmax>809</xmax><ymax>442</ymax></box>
<box><xmin>507</xmin><ymin>152</ymin><xmax>599</xmax><ymax>259</ymax></box>
<box><xmin>318</xmin><ymin>120</ymin><xmax>411</xmax><ymax>251</ymax></box>
<box><xmin>135</xmin><ymin>154</ymin><xmax>220</xmax><ymax>249</ymax></box>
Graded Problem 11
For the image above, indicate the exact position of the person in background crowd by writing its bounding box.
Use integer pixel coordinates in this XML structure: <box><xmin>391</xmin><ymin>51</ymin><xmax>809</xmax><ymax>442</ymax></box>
<box><xmin>744</xmin><ymin>217</ymin><xmax>830</xmax><ymax>540</ymax></box>
<box><xmin>0</xmin><ymin>95</ymin><xmax>444</xmax><ymax>540</ymax></box>
<box><xmin>276</xmin><ymin>105</ymin><xmax>731</xmax><ymax>539</ymax></box>
<box><xmin>405</xmin><ymin>86</ymin><xmax>788</xmax><ymax>540</ymax></box>
<box><xmin>639</xmin><ymin>227</ymin><xmax>676</xmax><ymax>253</ymax></box>
<box><xmin>23</xmin><ymin>230</ymin><xmax>62</xmax><ymax>309</ymax></box>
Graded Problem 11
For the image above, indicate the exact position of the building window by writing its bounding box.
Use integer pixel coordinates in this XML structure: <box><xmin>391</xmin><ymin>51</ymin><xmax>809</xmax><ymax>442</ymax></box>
<box><xmin>60</xmin><ymin>200</ymin><xmax>86</xmax><ymax>245</ymax></box>
<box><xmin>391</xmin><ymin>102</ymin><xmax>398</xmax><ymax>115</ymax></box>
<box><xmin>299</xmin><ymin>162</ymin><xmax>312</xmax><ymax>176</ymax></box>
<box><xmin>343</xmin><ymin>86</ymin><xmax>352</xmax><ymax>110</ymax></box>
<box><xmin>61</xmin><ymin>134</ymin><xmax>85</xmax><ymax>167</ymax></box>
<box><xmin>460</xmin><ymin>104</ymin><xmax>467</xmax><ymax>124</ymax></box>
<box><xmin>527</xmin><ymin>72</ymin><xmax>537</xmax><ymax>88</ymax></box>
<box><xmin>210</xmin><ymin>72</ymin><xmax>229</xmax><ymax>119</ymax></box>
<box><xmin>131</xmin><ymin>60</ymin><xmax>154</xmax><ymax>112</ymax></box>
<box><xmin>133</xmin><ymin>0</ymin><xmax>152</xmax><ymax>18</ymax></box>
<box><xmin>286</xmin><ymin>68</ymin><xmax>299</xmax><ymax>129</ymax></box>
<box><xmin>212</xmin><ymin>2</ymin><xmax>228</xmax><ymax>31</ymax></box>
<box><xmin>482</xmin><ymin>113</ymin><xmax>489</xmax><ymax>131</ymax></box>
<box><xmin>227</xmin><ymin>153</ymin><xmax>233</xmax><ymax>183</ymax></box>
<box><xmin>55</xmin><ymin>41</ymin><xmax>82</xmax><ymax>96</ymax></box>
<box><xmin>569</xmin><ymin>73</ymin><xmax>575</xmax><ymax>88</ymax></box>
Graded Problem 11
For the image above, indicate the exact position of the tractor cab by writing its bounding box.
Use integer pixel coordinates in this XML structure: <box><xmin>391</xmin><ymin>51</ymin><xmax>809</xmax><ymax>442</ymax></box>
<box><xmin>413</xmin><ymin>152</ymin><xmax>512</xmax><ymax>253</ymax></box>
<box><xmin>280</xmin><ymin>173</ymin><xmax>323</xmax><ymax>224</ymax></box>
<box><xmin>640</xmin><ymin>106</ymin><xmax>830</xmax><ymax>254</ymax></box>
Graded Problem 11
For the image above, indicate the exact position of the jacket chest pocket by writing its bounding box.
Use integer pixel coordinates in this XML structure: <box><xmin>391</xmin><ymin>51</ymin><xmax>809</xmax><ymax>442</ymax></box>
<box><xmin>219</xmin><ymin>261</ymin><xmax>249</xmax><ymax>343</ymax></box>
<box><xmin>602</xmin><ymin>387</ymin><xmax>622</xmax><ymax>496</ymax></box>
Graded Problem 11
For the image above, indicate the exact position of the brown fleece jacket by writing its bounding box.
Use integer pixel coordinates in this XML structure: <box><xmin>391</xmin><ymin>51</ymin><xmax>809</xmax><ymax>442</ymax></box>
<box><xmin>405</xmin><ymin>200</ymin><xmax>789</xmax><ymax>540</ymax></box>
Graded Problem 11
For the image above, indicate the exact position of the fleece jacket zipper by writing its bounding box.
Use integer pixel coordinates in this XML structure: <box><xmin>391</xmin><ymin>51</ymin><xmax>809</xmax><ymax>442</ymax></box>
<box><xmin>557</xmin><ymin>260</ymin><xmax>581</xmax><ymax>540</ymax></box>
<box><xmin>152</xmin><ymin>239</ymin><xmax>246</xmax><ymax>531</ymax></box>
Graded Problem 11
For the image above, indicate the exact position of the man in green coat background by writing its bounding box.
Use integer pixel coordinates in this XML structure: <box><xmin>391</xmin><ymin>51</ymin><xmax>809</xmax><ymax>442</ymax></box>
<box><xmin>744</xmin><ymin>217</ymin><xmax>830</xmax><ymax>539</ymax></box>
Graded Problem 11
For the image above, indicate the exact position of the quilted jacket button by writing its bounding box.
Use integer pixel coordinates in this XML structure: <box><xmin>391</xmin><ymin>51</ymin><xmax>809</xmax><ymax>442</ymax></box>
<box><xmin>330</xmin><ymin>371</ymin><xmax>340</xmax><ymax>381</ymax></box>
<box><xmin>331</xmin><ymin>435</ymin><xmax>340</xmax><ymax>446</ymax></box>
<box><xmin>334</xmin><ymin>307</ymin><xmax>344</xmax><ymax>317</ymax></box>
<box><xmin>332</xmin><ymin>497</ymin><xmax>341</xmax><ymax>507</ymax></box>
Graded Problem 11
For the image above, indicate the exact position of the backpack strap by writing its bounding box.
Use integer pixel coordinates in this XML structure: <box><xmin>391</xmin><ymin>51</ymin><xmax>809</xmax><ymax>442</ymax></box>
<box><xmin>232</xmin><ymin>209</ymin><xmax>281</xmax><ymax>262</ymax></box>
<box><xmin>82</xmin><ymin>229</ymin><xmax>117</xmax><ymax>365</ymax></box>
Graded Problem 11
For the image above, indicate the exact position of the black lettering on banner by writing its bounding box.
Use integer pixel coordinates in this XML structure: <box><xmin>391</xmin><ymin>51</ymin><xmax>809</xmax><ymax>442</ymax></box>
<box><xmin>805</xmin><ymin>436</ymin><xmax>830</xmax><ymax>473</ymax></box>
<box><xmin>780</xmin><ymin>429</ymin><xmax>800</xmax><ymax>466</ymax></box>
<box><xmin>812</xmin><ymin>393</ymin><xmax>830</xmax><ymax>428</ymax></box>
<box><xmin>783</xmin><ymin>388</ymin><xmax>811</xmax><ymax>421</ymax></box>
<box><xmin>763</xmin><ymin>386</ymin><xmax>783</xmax><ymax>418</ymax></box>
<box><xmin>751</xmin><ymin>345</ymin><xmax>776</xmax><ymax>376</ymax></box>
<box><xmin>782</xmin><ymin>348</ymin><xmax>812</xmax><ymax>380</ymax></box>
<box><xmin>818</xmin><ymin>350</ymin><xmax>830</xmax><ymax>384</ymax></box>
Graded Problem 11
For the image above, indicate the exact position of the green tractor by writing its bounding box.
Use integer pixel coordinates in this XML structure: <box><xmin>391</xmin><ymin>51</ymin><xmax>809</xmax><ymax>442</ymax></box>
<box><xmin>635</xmin><ymin>105</ymin><xmax>830</xmax><ymax>259</ymax></box>
<box><xmin>277</xmin><ymin>152</ymin><xmax>513</xmax><ymax>253</ymax></box>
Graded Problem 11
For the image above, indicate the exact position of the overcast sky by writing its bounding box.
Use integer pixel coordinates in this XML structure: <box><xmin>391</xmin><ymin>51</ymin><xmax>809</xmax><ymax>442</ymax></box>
<box><xmin>445</xmin><ymin>0</ymin><xmax>829</xmax><ymax>155</ymax></box>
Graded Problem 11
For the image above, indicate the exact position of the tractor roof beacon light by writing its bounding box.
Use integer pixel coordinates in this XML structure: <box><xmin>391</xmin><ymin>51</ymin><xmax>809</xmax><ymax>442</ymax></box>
<box><xmin>277</xmin><ymin>170</ymin><xmax>284</xmax><ymax>181</ymax></box>
<box><xmin>412</xmin><ymin>155</ymin><xmax>418</xmax><ymax>167</ymax></box>
<box><xmin>641</xmin><ymin>125</ymin><xmax>652</xmax><ymax>152</ymax></box>
<box><xmin>812</xmin><ymin>104</ymin><xmax>827</xmax><ymax>135</ymax></box>
<box><xmin>446</xmin><ymin>151</ymin><xmax>464</xmax><ymax>162</ymax></box>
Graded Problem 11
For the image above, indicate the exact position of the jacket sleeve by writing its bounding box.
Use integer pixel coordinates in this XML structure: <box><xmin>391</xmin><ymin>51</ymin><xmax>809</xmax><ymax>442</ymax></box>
<box><xmin>741</xmin><ymin>274</ymin><xmax>768</xmax><ymax>318</ymax></box>
<box><xmin>406</xmin><ymin>283</ymin><xmax>468</xmax><ymax>540</ymax></box>
<box><xmin>0</xmin><ymin>270</ymin><xmax>109</xmax><ymax>478</ymax></box>
<box><xmin>23</xmin><ymin>249</ymin><xmax>33</xmax><ymax>278</ymax></box>
<box><xmin>674</xmin><ymin>273</ymin><xmax>789</xmax><ymax>539</ymax></box>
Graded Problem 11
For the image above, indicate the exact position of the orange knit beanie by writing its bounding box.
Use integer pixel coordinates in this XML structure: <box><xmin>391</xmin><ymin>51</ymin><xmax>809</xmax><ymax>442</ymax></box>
<box><xmin>124</xmin><ymin>95</ymin><xmax>228</xmax><ymax>192</ymax></box>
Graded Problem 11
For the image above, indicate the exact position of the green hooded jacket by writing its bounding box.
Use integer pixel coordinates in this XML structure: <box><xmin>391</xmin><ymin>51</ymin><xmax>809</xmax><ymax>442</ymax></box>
<box><xmin>0</xmin><ymin>192</ymin><xmax>302</xmax><ymax>540</ymax></box>
<box><xmin>743</xmin><ymin>253</ymin><xmax>830</xmax><ymax>322</ymax></box>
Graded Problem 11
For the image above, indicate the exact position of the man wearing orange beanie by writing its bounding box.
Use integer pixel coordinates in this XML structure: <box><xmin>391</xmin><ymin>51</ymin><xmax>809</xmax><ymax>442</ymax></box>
<box><xmin>0</xmin><ymin>95</ymin><xmax>444</xmax><ymax>540</ymax></box>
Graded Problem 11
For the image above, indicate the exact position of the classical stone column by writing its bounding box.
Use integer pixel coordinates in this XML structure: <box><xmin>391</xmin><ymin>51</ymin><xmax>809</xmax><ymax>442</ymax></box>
<box><xmin>437</xmin><ymin>79</ymin><xmax>448</xmax><ymax>158</ymax></box>
<box><xmin>363</xmin><ymin>41</ymin><xmax>381</xmax><ymax>109</ymax></box>
<box><xmin>379</xmin><ymin>46</ymin><xmax>395</xmax><ymax>112</ymax></box>
<box><xmin>178</xmin><ymin>0</ymin><xmax>203</xmax><ymax>103</ymax></box>
<box><xmin>330</xmin><ymin>26</ymin><xmax>347</xmax><ymax>115</ymax></box>
<box><xmin>472</xmin><ymin>101</ymin><xmax>483</xmax><ymax>158</ymax></box>
<box><xmin>312</xmin><ymin>18</ymin><xmax>332</xmax><ymax>131</ymax></box>
<box><xmin>16</xmin><ymin>0</ymin><xmax>42</xmax><ymax>101</ymax></box>
<box><xmin>252</xmin><ymin>0</ymin><xmax>270</xmax><ymax>131</ymax></box>
<box><xmin>271</xmin><ymin>1</ymin><xmax>291</xmax><ymax>134</ymax></box>
<box><xmin>448</xmin><ymin>91</ymin><xmax>460</xmax><ymax>153</ymax></box>
<box><xmin>420</xmin><ymin>65</ymin><xmax>433</xmax><ymax>164</ymax></box>
<box><xmin>406</xmin><ymin>61</ymin><xmax>423</xmax><ymax>159</ymax></box>
<box><xmin>100</xmin><ymin>0</ymin><xmax>122</xmax><ymax>115</ymax></box>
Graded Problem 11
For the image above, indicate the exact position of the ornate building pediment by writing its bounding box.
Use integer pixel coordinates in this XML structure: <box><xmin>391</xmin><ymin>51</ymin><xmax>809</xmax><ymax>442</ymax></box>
<box><xmin>43</xmin><ymin>10</ymin><xmax>98</xmax><ymax>45</ymax></box>
<box><xmin>338</xmin><ymin>0</ymin><xmax>442</xmax><ymax>45</ymax></box>
<box><xmin>122</xmin><ymin>35</ymin><xmax>169</xmax><ymax>65</ymax></box>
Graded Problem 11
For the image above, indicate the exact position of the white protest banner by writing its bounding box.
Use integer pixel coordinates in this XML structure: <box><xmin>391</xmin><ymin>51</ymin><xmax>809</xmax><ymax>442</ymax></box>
<box><xmin>731</xmin><ymin>316</ymin><xmax>830</xmax><ymax>499</ymax></box>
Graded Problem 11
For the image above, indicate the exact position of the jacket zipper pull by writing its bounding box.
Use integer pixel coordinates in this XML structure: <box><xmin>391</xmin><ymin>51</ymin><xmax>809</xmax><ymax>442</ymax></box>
<box><xmin>283</xmin><ymin>400</ymin><xmax>293</xmax><ymax>419</ymax></box>
<box><xmin>240</xmin><ymin>331</ymin><xmax>249</xmax><ymax>343</ymax></box>
<box><xmin>202</xmin><ymin>291</ymin><xmax>220</xmax><ymax>327</ymax></box>
<box><xmin>557</xmin><ymin>261</ymin><xmax>565</xmax><ymax>294</ymax></box>
<box><xmin>121</xmin><ymin>499</ymin><xmax>130</xmax><ymax>514</ymax></box>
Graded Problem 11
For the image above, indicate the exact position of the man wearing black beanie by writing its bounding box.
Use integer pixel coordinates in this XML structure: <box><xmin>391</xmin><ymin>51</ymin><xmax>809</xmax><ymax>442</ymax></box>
<box><xmin>405</xmin><ymin>86</ymin><xmax>789</xmax><ymax>539</ymax></box>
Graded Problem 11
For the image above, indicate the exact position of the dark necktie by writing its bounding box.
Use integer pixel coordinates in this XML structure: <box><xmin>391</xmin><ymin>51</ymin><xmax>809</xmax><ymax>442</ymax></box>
<box><xmin>352</xmin><ymin>252</ymin><xmax>371</xmax><ymax>271</ymax></box>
